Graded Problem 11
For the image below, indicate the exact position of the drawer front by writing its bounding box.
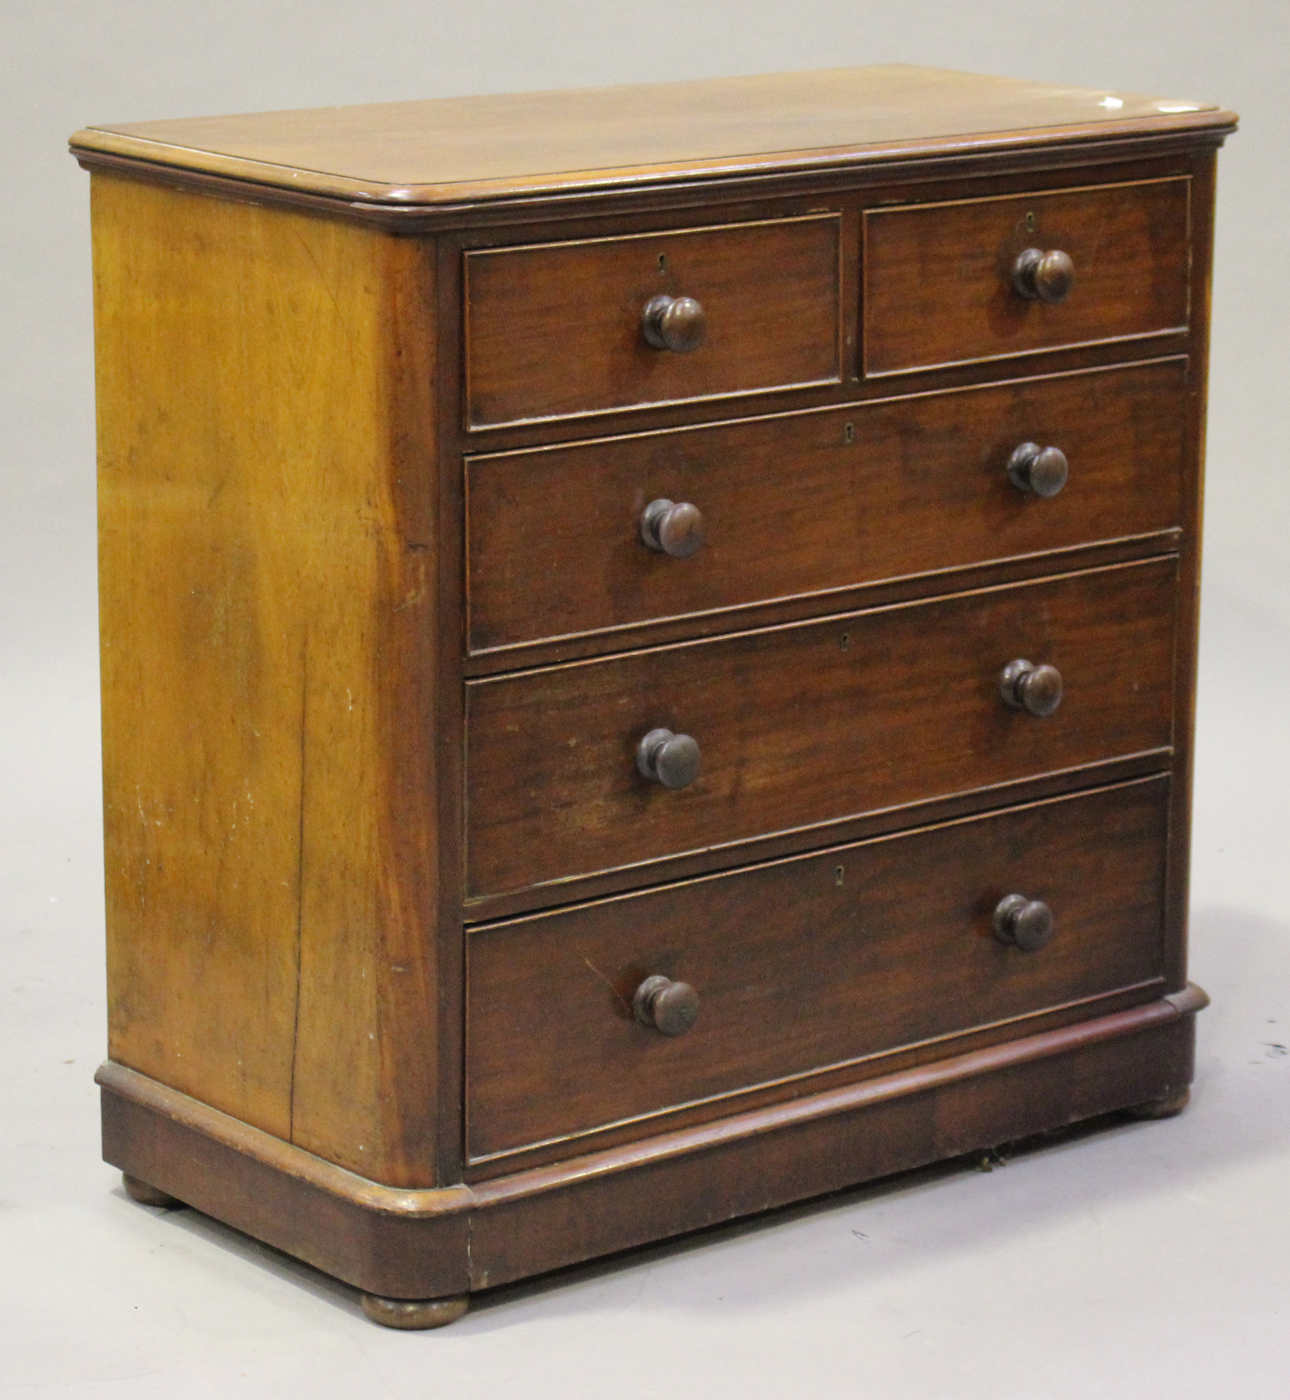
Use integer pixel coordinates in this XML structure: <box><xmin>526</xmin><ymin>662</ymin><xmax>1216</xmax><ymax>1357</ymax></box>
<box><xmin>467</xmin><ymin>358</ymin><xmax>1186</xmax><ymax>652</ymax></box>
<box><xmin>864</xmin><ymin>178</ymin><xmax>1190</xmax><ymax>375</ymax></box>
<box><xmin>466</xmin><ymin>777</ymin><xmax>1170</xmax><ymax>1161</ymax></box>
<box><xmin>465</xmin><ymin>557</ymin><xmax>1177</xmax><ymax>897</ymax></box>
<box><xmin>464</xmin><ymin>215</ymin><xmax>841</xmax><ymax>427</ymax></box>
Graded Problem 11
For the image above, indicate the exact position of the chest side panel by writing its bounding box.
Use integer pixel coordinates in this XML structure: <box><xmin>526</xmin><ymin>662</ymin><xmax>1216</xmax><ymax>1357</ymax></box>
<box><xmin>93</xmin><ymin>174</ymin><xmax>444</xmax><ymax>1185</ymax></box>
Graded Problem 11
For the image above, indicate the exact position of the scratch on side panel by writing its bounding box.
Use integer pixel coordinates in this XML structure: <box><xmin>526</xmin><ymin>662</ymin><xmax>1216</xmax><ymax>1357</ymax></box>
<box><xmin>288</xmin><ymin>225</ymin><xmax>357</xmax><ymax>345</ymax></box>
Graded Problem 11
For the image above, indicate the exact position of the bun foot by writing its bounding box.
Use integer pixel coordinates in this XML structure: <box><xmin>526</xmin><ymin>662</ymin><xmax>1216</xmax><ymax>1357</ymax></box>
<box><xmin>1125</xmin><ymin>1086</ymin><xmax>1191</xmax><ymax>1120</ymax></box>
<box><xmin>122</xmin><ymin>1172</ymin><xmax>183</xmax><ymax>1208</ymax></box>
<box><xmin>360</xmin><ymin>1293</ymin><xmax>469</xmax><ymax>1329</ymax></box>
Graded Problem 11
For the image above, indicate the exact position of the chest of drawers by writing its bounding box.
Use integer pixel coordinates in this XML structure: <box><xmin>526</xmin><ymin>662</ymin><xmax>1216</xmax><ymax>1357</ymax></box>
<box><xmin>72</xmin><ymin>65</ymin><xmax>1236</xmax><ymax>1328</ymax></box>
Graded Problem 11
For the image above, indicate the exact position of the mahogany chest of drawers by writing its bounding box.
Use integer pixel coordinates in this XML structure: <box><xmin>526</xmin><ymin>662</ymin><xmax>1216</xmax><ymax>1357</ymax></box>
<box><xmin>72</xmin><ymin>65</ymin><xmax>1236</xmax><ymax>1327</ymax></box>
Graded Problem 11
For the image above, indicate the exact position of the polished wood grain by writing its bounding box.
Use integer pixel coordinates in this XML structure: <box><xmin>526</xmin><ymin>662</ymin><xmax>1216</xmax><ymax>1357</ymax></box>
<box><xmin>466</xmin><ymin>359</ymin><xmax>1186</xmax><ymax>652</ymax></box>
<box><xmin>466</xmin><ymin>778</ymin><xmax>1168</xmax><ymax>1159</ymax></box>
<box><xmin>464</xmin><ymin>215</ymin><xmax>840</xmax><ymax>427</ymax></box>
<box><xmin>864</xmin><ymin>177</ymin><xmax>1190</xmax><ymax>374</ymax></box>
<box><xmin>97</xmin><ymin>986</ymin><xmax>1205</xmax><ymax>1295</ymax></box>
<box><xmin>465</xmin><ymin>558</ymin><xmax>1177</xmax><ymax>897</ymax></box>
<box><xmin>69</xmin><ymin>66</ymin><xmax>1231</xmax><ymax>209</ymax></box>
<box><xmin>92</xmin><ymin>173</ymin><xmax>443</xmax><ymax>1187</ymax></box>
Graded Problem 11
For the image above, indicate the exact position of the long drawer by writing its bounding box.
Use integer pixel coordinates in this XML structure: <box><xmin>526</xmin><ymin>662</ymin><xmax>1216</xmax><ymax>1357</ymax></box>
<box><xmin>465</xmin><ymin>556</ymin><xmax>1178</xmax><ymax>898</ymax></box>
<box><xmin>863</xmin><ymin>177</ymin><xmax>1190</xmax><ymax>375</ymax></box>
<box><xmin>466</xmin><ymin>358</ymin><xmax>1187</xmax><ymax>652</ymax></box>
<box><xmin>464</xmin><ymin>214</ymin><xmax>841</xmax><ymax>427</ymax></box>
<box><xmin>466</xmin><ymin>776</ymin><xmax>1170</xmax><ymax>1161</ymax></box>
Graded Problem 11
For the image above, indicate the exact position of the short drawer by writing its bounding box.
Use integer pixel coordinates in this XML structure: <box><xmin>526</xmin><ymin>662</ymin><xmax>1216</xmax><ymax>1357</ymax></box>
<box><xmin>466</xmin><ymin>358</ymin><xmax>1187</xmax><ymax>652</ymax></box>
<box><xmin>465</xmin><ymin>556</ymin><xmax>1177</xmax><ymax>898</ymax></box>
<box><xmin>466</xmin><ymin>776</ymin><xmax>1170</xmax><ymax>1161</ymax></box>
<box><xmin>864</xmin><ymin>178</ymin><xmax>1190</xmax><ymax>375</ymax></box>
<box><xmin>464</xmin><ymin>215</ymin><xmax>841</xmax><ymax>428</ymax></box>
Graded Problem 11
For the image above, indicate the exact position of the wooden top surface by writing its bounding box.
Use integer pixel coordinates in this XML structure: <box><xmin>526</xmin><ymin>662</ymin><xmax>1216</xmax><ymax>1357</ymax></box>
<box><xmin>70</xmin><ymin>65</ymin><xmax>1234</xmax><ymax>207</ymax></box>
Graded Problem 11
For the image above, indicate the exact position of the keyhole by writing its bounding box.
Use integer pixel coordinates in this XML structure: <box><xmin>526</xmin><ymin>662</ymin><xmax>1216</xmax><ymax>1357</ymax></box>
<box><xmin>658</xmin><ymin>253</ymin><xmax>668</xmax><ymax>274</ymax></box>
<box><xmin>844</xmin><ymin>422</ymin><xmax>854</xmax><ymax>444</ymax></box>
<box><xmin>839</xmin><ymin>632</ymin><xmax>850</xmax><ymax>651</ymax></box>
<box><xmin>835</xmin><ymin>865</ymin><xmax>845</xmax><ymax>887</ymax></box>
<box><xmin>1024</xmin><ymin>211</ymin><xmax>1037</xmax><ymax>233</ymax></box>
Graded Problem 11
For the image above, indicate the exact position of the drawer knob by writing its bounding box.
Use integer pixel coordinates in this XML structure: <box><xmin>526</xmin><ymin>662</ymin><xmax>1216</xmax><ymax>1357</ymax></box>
<box><xmin>993</xmin><ymin>894</ymin><xmax>1056</xmax><ymax>951</ymax></box>
<box><xmin>1011</xmin><ymin>248</ymin><xmax>1075</xmax><ymax>304</ymax></box>
<box><xmin>641</xmin><ymin>294</ymin><xmax>707</xmax><ymax>353</ymax></box>
<box><xmin>999</xmin><ymin>659</ymin><xmax>1063</xmax><ymax>717</ymax></box>
<box><xmin>640</xmin><ymin>499</ymin><xmax>705</xmax><ymax>558</ymax></box>
<box><xmin>633</xmin><ymin>974</ymin><xmax>700</xmax><ymax>1036</ymax></box>
<box><xmin>1007</xmin><ymin>442</ymin><xmax>1069</xmax><ymax>498</ymax></box>
<box><xmin>636</xmin><ymin>727</ymin><xmax>702</xmax><ymax>790</ymax></box>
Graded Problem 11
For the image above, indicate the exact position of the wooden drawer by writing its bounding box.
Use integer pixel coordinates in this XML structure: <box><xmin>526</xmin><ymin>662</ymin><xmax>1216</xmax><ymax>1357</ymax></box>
<box><xmin>466</xmin><ymin>358</ymin><xmax>1186</xmax><ymax>652</ymax></box>
<box><xmin>864</xmin><ymin>178</ymin><xmax>1190</xmax><ymax>375</ymax></box>
<box><xmin>464</xmin><ymin>215</ymin><xmax>841</xmax><ymax>428</ymax></box>
<box><xmin>465</xmin><ymin>557</ymin><xmax>1177</xmax><ymax>898</ymax></box>
<box><xmin>466</xmin><ymin>776</ymin><xmax>1170</xmax><ymax>1161</ymax></box>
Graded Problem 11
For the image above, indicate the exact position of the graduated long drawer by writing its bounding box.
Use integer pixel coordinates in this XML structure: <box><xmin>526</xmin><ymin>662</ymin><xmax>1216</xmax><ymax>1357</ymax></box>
<box><xmin>464</xmin><ymin>557</ymin><xmax>1178</xmax><ymax>898</ymax></box>
<box><xmin>466</xmin><ymin>776</ymin><xmax>1169</xmax><ymax>1162</ymax></box>
<box><xmin>466</xmin><ymin>359</ymin><xmax>1186</xmax><ymax>652</ymax></box>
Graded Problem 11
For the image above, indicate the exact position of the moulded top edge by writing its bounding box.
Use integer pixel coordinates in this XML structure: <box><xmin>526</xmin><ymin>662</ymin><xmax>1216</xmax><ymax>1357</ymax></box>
<box><xmin>69</xmin><ymin>64</ymin><xmax>1236</xmax><ymax>209</ymax></box>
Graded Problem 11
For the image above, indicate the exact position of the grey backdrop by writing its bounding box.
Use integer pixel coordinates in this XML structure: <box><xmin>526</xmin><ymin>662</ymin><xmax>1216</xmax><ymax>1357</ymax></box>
<box><xmin>3</xmin><ymin>3</ymin><xmax>1287</xmax><ymax>1395</ymax></box>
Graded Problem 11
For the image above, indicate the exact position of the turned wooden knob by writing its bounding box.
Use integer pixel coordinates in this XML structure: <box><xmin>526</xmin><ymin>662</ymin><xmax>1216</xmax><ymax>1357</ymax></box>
<box><xmin>640</xmin><ymin>499</ymin><xmax>705</xmax><ymax>557</ymax></box>
<box><xmin>1007</xmin><ymin>442</ymin><xmax>1069</xmax><ymax>498</ymax></box>
<box><xmin>642</xmin><ymin>294</ymin><xmax>707</xmax><ymax>353</ymax></box>
<box><xmin>993</xmin><ymin>893</ymin><xmax>1055</xmax><ymax>951</ymax></box>
<box><xmin>1011</xmin><ymin>248</ymin><xmax>1075</xmax><ymax>304</ymax></box>
<box><xmin>999</xmin><ymin>659</ymin><xmax>1063</xmax><ymax>716</ymax></box>
<box><xmin>636</xmin><ymin>728</ymin><xmax>702</xmax><ymax>789</ymax></box>
<box><xmin>633</xmin><ymin>974</ymin><xmax>700</xmax><ymax>1035</ymax></box>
